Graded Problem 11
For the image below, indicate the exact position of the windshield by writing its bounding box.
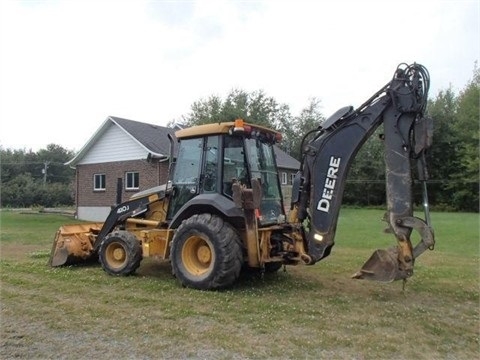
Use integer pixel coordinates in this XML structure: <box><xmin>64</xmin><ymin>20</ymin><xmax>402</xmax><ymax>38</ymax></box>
<box><xmin>244</xmin><ymin>137</ymin><xmax>284</xmax><ymax>224</ymax></box>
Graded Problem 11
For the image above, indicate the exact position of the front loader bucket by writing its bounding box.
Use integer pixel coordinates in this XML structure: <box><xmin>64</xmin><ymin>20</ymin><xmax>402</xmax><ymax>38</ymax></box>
<box><xmin>49</xmin><ymin>223</ymin><xmax>103</xmax><ymax>267</ymax></box>
<box><xmin>352</xmin><ymin>247</ymin><xmax>408</xmax><ymax>283</ymax></box>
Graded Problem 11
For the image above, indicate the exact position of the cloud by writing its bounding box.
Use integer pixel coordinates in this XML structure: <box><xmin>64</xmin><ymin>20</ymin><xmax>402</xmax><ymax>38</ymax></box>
<box><xmin>0</xmin><ymin>0</ymin><xmax>478</xmax><ymax>151</ymax></box>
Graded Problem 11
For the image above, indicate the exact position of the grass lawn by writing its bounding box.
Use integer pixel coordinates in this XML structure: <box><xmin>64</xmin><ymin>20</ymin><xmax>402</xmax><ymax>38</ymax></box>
<box><xmin>1</xmin><ymin>209</ymin><xmax>479</xmax><ymax>359</ymax></box>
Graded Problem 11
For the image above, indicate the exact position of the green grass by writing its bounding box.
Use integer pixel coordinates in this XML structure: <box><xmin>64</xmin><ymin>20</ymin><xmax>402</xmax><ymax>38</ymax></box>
<box><xmin>1</xmin><ymin>209</ymin><xmax>479</xmax><ymax>359</ymax></box>
<box><xmin>0</xmin><ymin>211</ymin><xmax>84</xmax><ymax>247</ymax></box>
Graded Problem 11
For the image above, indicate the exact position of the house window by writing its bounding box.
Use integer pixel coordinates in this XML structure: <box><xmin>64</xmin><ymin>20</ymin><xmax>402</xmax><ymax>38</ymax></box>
<box><xmin>281</xmin><ymin>172</ymin><xmax>288</xmax><ymax>185</ymax></box>
<box><xmin>94</xmin><ymin>174</ymin><xmax>106</xmax><ymax>191</ymax></box>
<box><xmin>290</xmin><ymin>173</ymin><xmax>295</xmax><ymax>185</ymax></box>
<box><xmin>125</xmin><ymin>171</ymin><xmax>140</xmax><ymax>190</ymax></box>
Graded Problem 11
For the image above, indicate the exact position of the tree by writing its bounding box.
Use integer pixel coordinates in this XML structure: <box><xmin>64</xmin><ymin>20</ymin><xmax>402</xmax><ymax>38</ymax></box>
<box><xmin>448</xmin><ymin>65</ymin><xmax>479</xmax><ymax>211</ymax></box>
<box><xmin>426</xmin><ymin>87</ymin><xmax>459</xmax><ymax>208</ymax></box>
<box><xmin>0</xmin><ymin>148</ymin><xmax>35</xmax><ymax>184</ymax></box>
<box><xmin>272</xmin><ymin>103</ymin><xmax>295</xmax><ymax>156</ymax></box>
<box><xmin>344</xmin><ymin>129</ymin><xmax>385</xmax><ymax>206</ymax></box>
<box><xmin>1</xmin><ymin>173</ymin><xmax>37</xmax><ymax>207</ymax></box>
<box><xmin>425</xmin><ymin>64</ymin><xmax>479</xmax><ymax>212</ymax></box>
<box><xmin>186</xmin><ymin>94</ymin><xmax>224</xmax><ymax>125</ymax></box>
<box><xmin>37</xmin><ymin>144</ymin><xmax>76</xmax><ymax>184</ymax></box>
<box><xmin>182</xmin><ymin>89</ymin><xmax>330</xmax><ymax>161</ymax></box>
<box><xmin>177</xmin><ymin>72</ymin><xmax>479</xmax><ymax>211</ymax></box>
<box><xmin>182</xmin><ymin>89</ymin><xmax>290</xmax><ymax>130</ymax></box>
<box><xmin>0</xmin><ymin>144</ymin><xmax>75</xmax><ymax>207</ymax></box>
<box><xmin>288</xmin><ymin>97</ymin><xmax>325</xmax><ymax>160</ymax></box>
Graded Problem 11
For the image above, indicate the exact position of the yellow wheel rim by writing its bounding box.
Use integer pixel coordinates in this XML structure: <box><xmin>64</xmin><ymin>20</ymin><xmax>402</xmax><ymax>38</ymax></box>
<box><xmin>105</xmin><ymin>242</ymin><xmax>127</xmax><ymax>269</ymax></box>
<box><xmin>181</xmin><ymin>235</ymin><xmax>214</xmax><ymax>276</ymax></box>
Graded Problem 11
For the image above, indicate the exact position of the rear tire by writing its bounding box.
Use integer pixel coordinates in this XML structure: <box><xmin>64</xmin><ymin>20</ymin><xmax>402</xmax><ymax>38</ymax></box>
<box><xmin>99</xmin><ymin>231</ymin><xmax>142</xmax><ymax>276</ymax></box>
<box><xmin>171</xmin><ymin>214</ymin><xmax>242</xmax><ymax>290</ymax></box>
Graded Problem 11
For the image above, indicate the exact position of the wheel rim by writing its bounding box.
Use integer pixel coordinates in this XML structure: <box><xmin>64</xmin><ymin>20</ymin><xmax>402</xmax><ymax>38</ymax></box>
<box><xmin>181</xmin><ymin>235</ymin><xmax>214</xmax><ymax>276</ymax></box>
<box><xmin>105</xmin><ymin>242</ymin><xmax>127</xmax><ymax>269</ymax></box>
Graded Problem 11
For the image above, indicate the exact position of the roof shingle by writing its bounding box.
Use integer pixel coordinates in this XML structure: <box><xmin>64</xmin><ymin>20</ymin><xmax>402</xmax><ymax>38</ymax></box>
<box><xmin>110</xmin><ymin>116</ymin><xmax>176</xmax><ymax>155</ymax></box>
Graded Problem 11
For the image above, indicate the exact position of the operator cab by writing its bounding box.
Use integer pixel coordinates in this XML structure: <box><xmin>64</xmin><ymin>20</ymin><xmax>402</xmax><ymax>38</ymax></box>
<box><xmin>167</xmin><ymin>120</ymin><xmax>285</xmax><ymax>226</ymax></box>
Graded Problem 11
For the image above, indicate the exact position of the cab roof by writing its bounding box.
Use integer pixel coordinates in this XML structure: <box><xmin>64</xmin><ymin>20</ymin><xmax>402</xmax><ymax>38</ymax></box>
<box><xmin>175</xmin><ymin>120</ymin><xmax>281</xmax><ymax>140</ymax></box>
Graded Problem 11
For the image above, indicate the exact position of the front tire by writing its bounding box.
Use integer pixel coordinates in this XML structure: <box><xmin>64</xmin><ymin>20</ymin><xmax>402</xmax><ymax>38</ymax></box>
<box><xmin>99</xmin><ymin>231</ymin><xmax>142</xmax><ymax>276</ymax></box>
<box><xmin>171</xmin><ymin>214</ymin><xmax>242</xmax><ymax>290</ymax></box>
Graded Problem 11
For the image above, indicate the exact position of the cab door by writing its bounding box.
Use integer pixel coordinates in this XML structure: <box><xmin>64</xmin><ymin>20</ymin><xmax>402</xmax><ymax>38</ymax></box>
<box><xmin>167</xmin><ymin>137</ymin><xmax>203</xmax><ymax>219</ymax></box>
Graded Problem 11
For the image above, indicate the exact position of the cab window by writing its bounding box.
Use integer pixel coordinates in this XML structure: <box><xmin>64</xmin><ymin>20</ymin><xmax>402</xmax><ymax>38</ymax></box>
<box><xmin>222</xmin><ymin>136</ymin><xmax>247</xmax><ymax>197</ymax></box>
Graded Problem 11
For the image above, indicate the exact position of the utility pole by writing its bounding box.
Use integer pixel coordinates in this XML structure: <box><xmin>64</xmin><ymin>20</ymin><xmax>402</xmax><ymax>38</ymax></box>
<box><xmin>42</xmin><ymin>161</ymin><xmax>49</xmax><ymax>186</ymax></box>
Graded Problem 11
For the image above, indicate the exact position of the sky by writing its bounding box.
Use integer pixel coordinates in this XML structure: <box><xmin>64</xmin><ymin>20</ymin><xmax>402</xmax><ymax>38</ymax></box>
<box><xmin>0</xmin><ymin>0</ymin><xmax>478</xmax><ymax>152</ymax></box>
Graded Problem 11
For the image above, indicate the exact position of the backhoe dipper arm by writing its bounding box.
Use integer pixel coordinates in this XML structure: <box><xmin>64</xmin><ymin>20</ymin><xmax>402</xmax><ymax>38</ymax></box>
<box><xmin>294</xmin><ymin>63</ymin><xmax>435</xmax><ymax>282</ymax></box>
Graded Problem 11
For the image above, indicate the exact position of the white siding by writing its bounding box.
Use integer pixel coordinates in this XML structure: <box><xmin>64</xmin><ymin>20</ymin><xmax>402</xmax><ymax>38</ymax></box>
<box><xmin>79</xmin><ymin>124</ymin><xmax>147</xmax><ymax>164</ymax></box>
<box><xmin>77</xmin><ymin>206</ymin><xmax>111</xmax><ymax>221</ymax></box>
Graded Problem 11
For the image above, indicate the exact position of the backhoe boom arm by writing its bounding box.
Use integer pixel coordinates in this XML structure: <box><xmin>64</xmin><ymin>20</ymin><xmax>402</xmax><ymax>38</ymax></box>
<box><xmin>294</xmin><ymin>63</ymin><xmax>435</xmax><ymax>282</ymax></box>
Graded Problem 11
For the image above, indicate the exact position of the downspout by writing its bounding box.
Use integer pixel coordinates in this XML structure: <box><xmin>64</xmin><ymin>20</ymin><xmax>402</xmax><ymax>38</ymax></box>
<box><xmin>147</xmin><ymin>152</ymin><xmax>170</xmax><ymax>185</ymax></box>
<box><xmin>75</xmin><ymin>167</ymin><xmax>79</xmax><ymax>219</ymax></box>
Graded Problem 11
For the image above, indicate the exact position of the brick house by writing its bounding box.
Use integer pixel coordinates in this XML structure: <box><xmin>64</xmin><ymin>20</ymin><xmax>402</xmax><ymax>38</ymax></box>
<box><xmin>67</xmin><ymin>116</ymin><xmax>299</xmax><ymax>221</ymax></box>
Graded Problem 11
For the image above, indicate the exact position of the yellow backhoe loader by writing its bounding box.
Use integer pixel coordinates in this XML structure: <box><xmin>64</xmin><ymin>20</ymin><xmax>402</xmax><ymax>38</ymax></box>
<box><xmin>50</xmin><ymin>63</ymin><xmax>435</xmax><ymax>290</ymax></box>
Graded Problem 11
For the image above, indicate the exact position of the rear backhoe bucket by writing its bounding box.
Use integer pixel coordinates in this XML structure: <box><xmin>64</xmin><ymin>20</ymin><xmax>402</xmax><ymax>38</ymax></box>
<box><xmin>352</xmin><ymin>247</ymin><xmax>409</xmax><ymax>283</ymax></box>
<box><xmin>49</xmin><ymin>223</ymin><xmax>103</xmax><ymax>267</ymax></box>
